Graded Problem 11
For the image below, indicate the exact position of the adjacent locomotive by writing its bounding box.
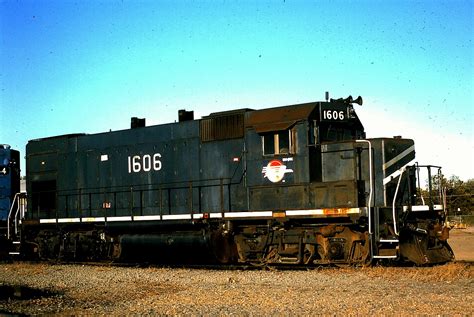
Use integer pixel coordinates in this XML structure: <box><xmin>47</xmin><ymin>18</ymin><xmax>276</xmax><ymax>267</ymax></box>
<box><xmin>0</xmin><ymin>144</ymin><xmax>21</xmax><ymax>257</ymax></box>
<box><xmin>15</xmin><ymin>97</ymin><xmax>454</xmax><ymax>265</ymax></box>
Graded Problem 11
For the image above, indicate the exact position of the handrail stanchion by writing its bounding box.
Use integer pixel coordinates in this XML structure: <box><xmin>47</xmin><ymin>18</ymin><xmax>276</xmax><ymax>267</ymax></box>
<box><xmin>356</xmin><ymin>140</ymin><xmax>373</xmax><ymax>233</ymax></box>
<box><xmin>7</xmin><ymin>193</ymin><xmax>27</xmax><ymax>240</ymax></box>
<box><xmin>392</xmin><ymin>167</ymin><xmax>406</xmax><ymax>236</ymax></box>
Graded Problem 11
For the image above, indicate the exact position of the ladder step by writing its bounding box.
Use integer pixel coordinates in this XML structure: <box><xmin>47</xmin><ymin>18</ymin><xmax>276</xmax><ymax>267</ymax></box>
<box><xmin>378</xmin><ymin>247</ymin><xmax>398</xmax><ymax>256</ymax></box>
<box><xmin>279</xmin><ymin>257</ymin><xmax>300</xmax><ymax>264</ymax></box>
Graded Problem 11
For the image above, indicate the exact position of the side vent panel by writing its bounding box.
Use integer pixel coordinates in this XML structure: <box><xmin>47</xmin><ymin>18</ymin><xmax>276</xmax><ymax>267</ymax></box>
<box><xmin>200</xmin><ymin>113</ymin><xmax>244</xmax><ymax>142</ymax></box>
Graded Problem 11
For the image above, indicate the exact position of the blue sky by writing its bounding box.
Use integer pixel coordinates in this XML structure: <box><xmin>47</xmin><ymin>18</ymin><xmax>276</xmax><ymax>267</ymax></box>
<box><xmin>1</xmin><ymin>0</ymin><xmax>473</xmax><ymax>179</ymax></box>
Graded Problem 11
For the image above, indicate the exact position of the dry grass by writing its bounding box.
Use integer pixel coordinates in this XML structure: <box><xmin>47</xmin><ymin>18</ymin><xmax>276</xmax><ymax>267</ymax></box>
<box><xmin>355</xmin><ymin>262</ymin><xmax>473</xmax><ymax>282</ymax></box>
<box><xmin>1</xmin><ymin>261</ymin><xmax>473</xmax><ymax>316</ymax></box>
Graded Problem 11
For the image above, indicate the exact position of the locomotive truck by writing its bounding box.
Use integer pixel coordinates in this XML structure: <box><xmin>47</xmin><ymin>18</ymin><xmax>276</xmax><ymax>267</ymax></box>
<box><xmin>5</xmin><ymin>96</ymin><xmax>454</xmax><ymax>265</ymax></box>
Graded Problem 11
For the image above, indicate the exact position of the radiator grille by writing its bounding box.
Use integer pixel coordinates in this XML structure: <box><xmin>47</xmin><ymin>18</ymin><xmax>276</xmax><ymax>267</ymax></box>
<box><xmin>200</xmin><ymin>113</ymin><xmax>244</xmax><ymax>142</ymax></box>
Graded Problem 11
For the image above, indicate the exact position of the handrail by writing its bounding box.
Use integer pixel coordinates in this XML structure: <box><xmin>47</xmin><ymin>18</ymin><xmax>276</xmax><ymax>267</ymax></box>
<box><xmin>415</xmin><ymin>163</ymin><xmax>426</xmax><ymax>205</ymax></box>
<box><xmin>14</xmin><ymin>195</ymin><xmax>27</xmax><ymax>236</ymax></box>
<box><xmin>30</xmin><ymin>175</ymin><xmax>240</xmax><ymax>198</ymax></box>
<box><xmin>31</xmin><ymin>159</ymin><xmax>247</xmax><ymax>219</ymax></box>
<box><xmin>437</xmin><ymin>168</ymin><xmax>444</xmax><ymax>211</ymax></box>
<box><xmin>442</xmin><ymin>187</ymin><xmax>447</xmax><ymax>216</ymax></box>
<box><xmin>414</xmin><ymin>164</ymin><xmax>444</xmax><ymax>209</ymax></box>
<box><xmin>7</xmin><ymin>192</ymin><xmax>27</xmax><ymax>240</ymax></box>
<box><xmin>391</xmin><ymin>166</ymin><xmax>406</xmax><ymax>236</ymax></box>
<box><xmin>356</xmin><ymin>140</ymin><xmax>373</xmax><ymax>234</ymax></box>
<box><xmin>32</xmin><ymin>176</ymin><xmax>243</xmax><ymax>220</ymax></box>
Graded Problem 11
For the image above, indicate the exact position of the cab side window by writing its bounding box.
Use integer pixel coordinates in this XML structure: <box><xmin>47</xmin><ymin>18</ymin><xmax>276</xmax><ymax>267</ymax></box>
<box><xmin>262</xmin><ymin>130</ymin><xmax>294</xmax><ymax>156</ymax></box>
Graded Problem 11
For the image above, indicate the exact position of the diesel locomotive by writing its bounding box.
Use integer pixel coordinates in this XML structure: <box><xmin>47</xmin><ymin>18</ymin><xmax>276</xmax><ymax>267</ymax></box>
<box><xmin>0</xmin><ymin>144</ymin><xmax>22</xmax><ymax>257</ymax></box>
<box><xmin>5</xmin><ymin>97</ymin><xmax>454</xmax><ymax>265</ymax></box>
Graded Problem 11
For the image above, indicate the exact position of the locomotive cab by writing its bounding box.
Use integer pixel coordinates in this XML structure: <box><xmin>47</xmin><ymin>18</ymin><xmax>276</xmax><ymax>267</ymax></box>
<box><xmin>245</xmin><ymin>97</ymin><xmax>367</xmax><ymax>212</ymax></box>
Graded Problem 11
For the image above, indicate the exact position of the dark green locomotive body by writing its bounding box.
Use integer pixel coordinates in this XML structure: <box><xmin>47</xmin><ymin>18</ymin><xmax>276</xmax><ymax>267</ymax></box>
<box><xmin>21</xmin><ymin>98</ymin><xmax>453</xmax><ymax>265</ymax></box>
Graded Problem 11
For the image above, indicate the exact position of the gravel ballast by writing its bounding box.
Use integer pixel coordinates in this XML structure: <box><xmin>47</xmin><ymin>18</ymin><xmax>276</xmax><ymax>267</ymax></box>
<box><xmin>0</xmin><ymin>262</ymin><xmax>472</xmax><ymax>316</ymax></box>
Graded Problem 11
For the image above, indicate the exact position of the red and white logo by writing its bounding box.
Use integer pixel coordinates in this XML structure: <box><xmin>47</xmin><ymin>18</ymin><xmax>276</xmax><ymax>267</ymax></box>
<box><xmin>262</xmin><ymin>160</ymin><xmax>293</xmax><ymax>183</ymax></box>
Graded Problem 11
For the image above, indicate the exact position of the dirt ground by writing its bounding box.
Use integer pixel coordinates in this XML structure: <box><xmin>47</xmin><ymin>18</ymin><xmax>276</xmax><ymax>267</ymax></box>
<box><xmin>448</xmin><ymin>226</ymin><xmax>474</xmax><ymax>262</ymax></box>
<box><xmin>0</xmin><ymin>228</ymin><xmax>472</xmax><ymax>316</ymax></box>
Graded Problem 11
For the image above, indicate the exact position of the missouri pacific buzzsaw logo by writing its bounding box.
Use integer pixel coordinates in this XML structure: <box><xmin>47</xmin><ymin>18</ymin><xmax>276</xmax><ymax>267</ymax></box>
<box><xmin>262</xmin><ymin>160</ymin><xmax>293</xmax><ymax>183</ymax></box>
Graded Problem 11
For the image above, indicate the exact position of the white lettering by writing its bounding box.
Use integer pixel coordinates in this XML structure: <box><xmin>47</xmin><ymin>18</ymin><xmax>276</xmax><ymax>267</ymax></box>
<box><xmin>143</xmin><ymin>154</ymin><xmax>151</xmax><ymax>172</ymax></box>
<box><xmin>127</xmin><ymin>153</ymin><xmax>162</xmax><ymax>173</ymax></box>
<box><xmin>322</xmin><ymin>110</ymin><xmax>345</xmax><ymax>121</ymax></box>
<box><xmin>153</xmin><ymin>153</ymin><xmax>162</xmax><ymax>171</ymax></box>
<box><xmin>132</xmin><ymin>155</ymin><xmax>141</xmax><ymax>172</ymax></box>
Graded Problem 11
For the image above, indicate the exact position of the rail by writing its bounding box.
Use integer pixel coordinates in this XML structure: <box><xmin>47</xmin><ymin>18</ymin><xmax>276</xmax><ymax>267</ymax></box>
<box><xmin>7</xmin><ymin>192</ymin><xmax>27</xmax><ymax>239</ymax></box>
